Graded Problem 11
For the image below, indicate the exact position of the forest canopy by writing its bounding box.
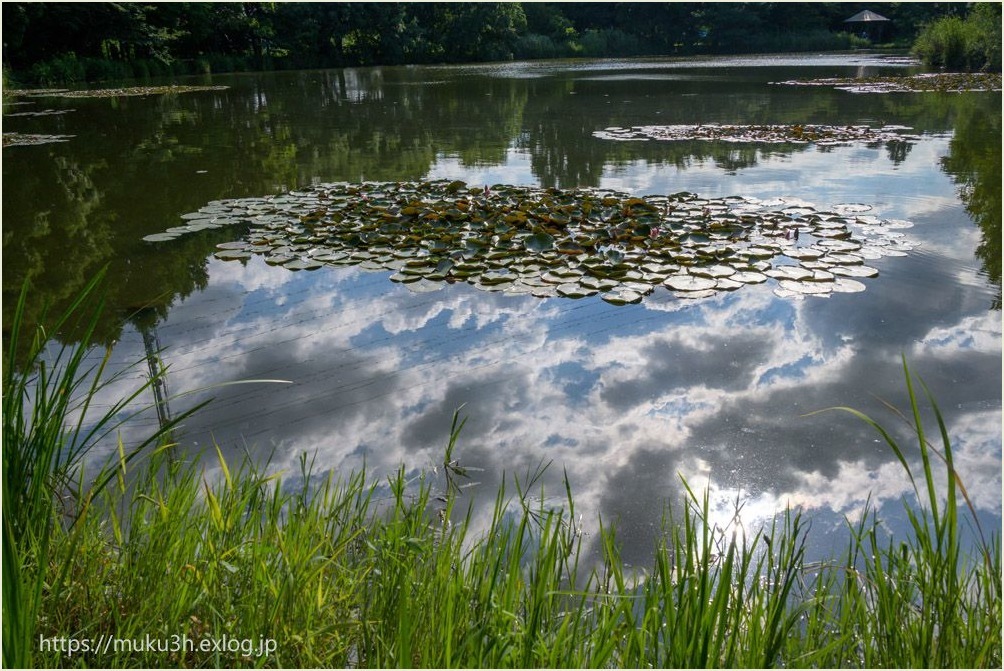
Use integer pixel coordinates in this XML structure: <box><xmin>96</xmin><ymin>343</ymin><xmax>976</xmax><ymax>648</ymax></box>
<box><xmin>1</xmin><ymin>2</ymin><xmax>998</xmax><ymax>86</ymax></box>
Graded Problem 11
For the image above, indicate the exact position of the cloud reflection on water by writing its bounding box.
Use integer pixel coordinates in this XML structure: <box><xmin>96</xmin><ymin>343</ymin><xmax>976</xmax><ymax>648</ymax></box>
<box><xmin>73</xmin><ymin>115</ymin><xmax>998</xmax><ymax>567</ymax></box>
<box><xmin>90</xmin><ymin>225</ymin><xmax>999</xmax><ymax>564</ymax></box>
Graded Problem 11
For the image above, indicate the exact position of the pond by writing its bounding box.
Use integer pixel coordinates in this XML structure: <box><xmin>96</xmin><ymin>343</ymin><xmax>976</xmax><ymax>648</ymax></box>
<box><xmin>3</xmin><ymin>53</ymin><xmax>1000</xmax><ymax>565</ymax></box>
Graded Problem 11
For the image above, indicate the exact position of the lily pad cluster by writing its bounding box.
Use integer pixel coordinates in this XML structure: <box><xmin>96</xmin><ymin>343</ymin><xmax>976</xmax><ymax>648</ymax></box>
<box><xmin>147</xmin><ymin>181</ymin><xmax>914</xmax><ymax>304</ymax></box>
<box><xmin>3</xmin><ymin>85</ymin><xmax>228</xmax><ymax>99</ymax></box>
<box><xmin>593</xmin><ymin>124</ymin><xmax>920</xmax><ymax>146</ymax></box>
<box><xmin>774</xmin><ymin>72</ymin><xmax>1002</xmax><ymax>93</ymax></box>
<box><xmin>2</xmin><ymin>132</ymin><xmax>75</xmax><ymax>147</ymax></box>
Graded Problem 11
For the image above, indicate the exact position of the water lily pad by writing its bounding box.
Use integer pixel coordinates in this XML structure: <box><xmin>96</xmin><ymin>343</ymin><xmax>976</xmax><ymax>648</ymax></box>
<box><xmin>778</xmin><ymin>279</ymin><xmax>833</xmax><ymax>295</ymax></box>
<box><xmin>147</xmin><ymin>179</ymin><xmax>910</xmax><ymax>305</ymax></box>
<box><xmin>143</xmin><ymin>232</ymin><xmax>179</xmax><ymax>242</ymax></box>
<box><xmin>664</xmin><ymin>275</ymin><xmax>717</xmax><ymax>292</ymax></box>
<box><xmin>602</xmin><ymin>289</ymin><xmax>644</xmax><ymax>305</ymax></box>
<box><xmin>765</xmin><ymin>266</ymin><xmax>813</xmax><ymax>281</ymax></box>
<box><xmin>622</xmin><ymin>282</ymin><xmax>655</xmax><ymax>295</ymax></box>
<box><xmin>831</xmin><ymin>265</ymin><xmax>879</xmax><ymax>278</ymax></box>
<box><xmin>284</xmin><ymin>258</ymin><xmax>323</xmax><ymax>271</ymax></box>
<box><xmin>675</xmin><ymin>289</ymin><xmax>717</xmax><ymax>299</ymax></box>
<box><xmin>580</xmin><ymin>276</ymin><xmax>621</xmax><ymax>291</ymax></box>
<box><xmin>556</xmin><ymin>282</ymin><xmax>597</xmax><ymax>298</ymax></box>
<box><xmin>831</xmin><ymin>278</ymin><xmax>867</xmax><ymax>293</ymax></box>
<box><xmin>214</xmin><ymin>250</ymin><xmax>251</xmax><ymax>260</ymax></box>
<box><xmin>715</xmin><ymin>278</ymin><xmax>744</xmax><ymax>291</ymax></box>
<box><xmin>832</xmin><ymin>203</ymin><xmax>873</xmax><ymax>214</ymax></box>
<box><xmin>480</xmin><ymin>269</ymin><xmax>517</xmax><ymax>285</ymax></box>
<box><xmin>731</xmin><ymin>271</ymin><xmax>768</xmax><ymax>284</ymax></box>
<box><xmin>689</xmin><ymin>264</ymin><xmax>735</xmax><ymax>278</ymax></box>
<box><xmin>187</xmin><ymin>221</ymin><xmax>222</xmax><ymax>232</ymax></box>
<box><xmin>784</xmin><ymin>247</ymin><xmax>825</xmax><ymax>260</ymax></box>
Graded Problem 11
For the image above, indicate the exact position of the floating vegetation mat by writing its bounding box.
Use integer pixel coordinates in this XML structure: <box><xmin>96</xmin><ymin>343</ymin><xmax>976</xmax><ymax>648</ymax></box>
<box><xmin>774</xmin><ymin>72</ymin><xmax>1002</xmax><ymax>93</ymax></box>
<box><xmin>3</xmin><ymin>132</ymin><xmax>75</xmax><ymax>147</ymax></box>
<box><xmin>147</xmin><ymin>181</ymin><xmax>915</xmax><ymax>304</ymax></box>
<box><xmin>593</xmin><ymin>123</ymin><xmax>920</xmax><ymax>146</ymax></box>
<box><xmin>4</xmin><ymin>108</ymin><xmax>75</xmax><ymax>117</ymax></box>
<box><xmin>2</xmin><ymin>88</ymin><xmax>72</xmax><ymax>97</ymax></box>
<box><xmin>3</xmin><ymin>85</ymin><xmax>228</xmax><ymax>99</ymax></box>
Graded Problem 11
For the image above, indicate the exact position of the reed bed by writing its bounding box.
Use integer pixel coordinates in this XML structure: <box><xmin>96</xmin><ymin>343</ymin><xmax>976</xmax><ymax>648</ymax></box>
<box><xmin>3</xmin><ymin>282</ymin><xmax>1000</xmax><ymax>668</ymax></box>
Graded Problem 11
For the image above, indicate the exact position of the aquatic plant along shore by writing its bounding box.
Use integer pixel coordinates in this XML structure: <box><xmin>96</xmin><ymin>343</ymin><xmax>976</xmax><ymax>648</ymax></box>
<box><xmin>146</xmin><ymin>181</ymin><xmax>914</xmax><ymax>304</ymax></box>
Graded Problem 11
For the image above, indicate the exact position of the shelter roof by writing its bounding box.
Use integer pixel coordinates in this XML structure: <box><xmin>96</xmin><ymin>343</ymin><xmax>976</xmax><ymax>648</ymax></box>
<box><xmin>844</xmin><ymin>9</ymin><xmax>890</xmax><ymax>22</ymax></box>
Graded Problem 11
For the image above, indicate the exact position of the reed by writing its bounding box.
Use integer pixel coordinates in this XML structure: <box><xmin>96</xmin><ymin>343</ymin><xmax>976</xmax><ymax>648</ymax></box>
<box><xmin>2</xmin><ymin>273</ymin><xmax>198</xmax><ymax>668</ymax></box>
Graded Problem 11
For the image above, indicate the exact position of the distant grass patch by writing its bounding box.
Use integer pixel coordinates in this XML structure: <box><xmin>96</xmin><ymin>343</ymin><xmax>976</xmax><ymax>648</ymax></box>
<box><xmin>913</xmin><ymin>3</ymin><xmax>1002</xmax><ymax>72</ymax></box>
<box><xmin>3</xmin><ymin>279</ymin><xmax>1001</xmax><ymax>668</ymax></box>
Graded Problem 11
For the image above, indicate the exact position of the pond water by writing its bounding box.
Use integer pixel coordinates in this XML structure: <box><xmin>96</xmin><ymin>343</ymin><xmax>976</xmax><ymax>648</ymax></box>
<box><xmin>3</xmin><ymin>53</ymin><xmax>1000</xmax><ymax>565</ymax></box>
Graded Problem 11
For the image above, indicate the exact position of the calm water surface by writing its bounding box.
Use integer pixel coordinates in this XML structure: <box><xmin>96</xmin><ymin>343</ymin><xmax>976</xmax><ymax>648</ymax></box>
<box><xmin>4</xmin><ymin>53</ymin><xmax>1000</xmax><ymax>563</ymax></box>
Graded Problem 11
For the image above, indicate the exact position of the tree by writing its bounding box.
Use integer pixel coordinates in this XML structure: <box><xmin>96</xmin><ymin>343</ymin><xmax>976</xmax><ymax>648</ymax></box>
<box><xmin>426</xmin><ymin>3</ymin><xmax>527</xmax><ymax>63</ymax></box>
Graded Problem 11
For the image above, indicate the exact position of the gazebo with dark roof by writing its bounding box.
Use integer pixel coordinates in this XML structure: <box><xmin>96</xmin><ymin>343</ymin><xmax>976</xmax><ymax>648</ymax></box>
<box><xmin>844</xmin><ymin>9</ymin><xmax>890</xmax><ymax>41</ymax></box>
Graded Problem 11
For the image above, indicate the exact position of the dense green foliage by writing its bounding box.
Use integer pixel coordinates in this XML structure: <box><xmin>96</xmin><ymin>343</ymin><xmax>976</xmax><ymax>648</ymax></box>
<box><xmin>0</xmin><ymin>2</ymin><xmax>972</xmax><ymax>86</ymax></box>
<box><xmin>3</xmin><ymin>281</ymin><xmax>1001</xmax><ymax>667</ymax></box>
<box><xmin>912</xmin><ymin>3</ymin><xmax>1002</xmax><ymax>71</ymax></box>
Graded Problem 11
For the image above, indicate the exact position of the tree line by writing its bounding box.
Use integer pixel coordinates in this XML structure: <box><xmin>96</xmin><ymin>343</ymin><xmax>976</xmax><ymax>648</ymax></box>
<box><xmin>2</xmin><ymin>2</ymin><xmax>994</xmax><ymax>87</ymax></box>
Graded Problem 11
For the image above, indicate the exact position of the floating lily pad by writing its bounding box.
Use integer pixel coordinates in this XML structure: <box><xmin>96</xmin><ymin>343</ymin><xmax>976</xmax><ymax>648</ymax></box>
<box><xmin>765</xmin><ymin>266</ymin><xmax>814</xmax><ymax>281</ymax></box>
<box><xmin>214</xmin><ymin>250</ymin><xmax>252</xmax><ymax>260</ymax></box>
<box><xmin>778</xmin><ymin>279</ymin><xmax>833</xmax><ymax>295</ymax></box>
<box><xmin>143</xmin><ymin>232</ymin><xmax>180</xmax><ymax>243</ymax></box>
<box><xmin>557</xmin><ymin>283</ymin><xmax>596</xmax><ymax>298</ymax></box>
<box><xmin>731</xmin><ymin>271</ymin><xmax>768</xmax><ymax>284</ymax></box>
<box><xmin>675</xmin><ymin>289</ymin><xmax>718</xmax><ymax>300</ymax></box>
<box><xmin>146</xmin><ymin>180</ymin><xmax>912</xmax><ymax>305</ymax></box>
<box><xmin>831</xmin><ymin>265</ymin><xmax>880</xmax><ymax>278</ymax></box>
<box><xmin>521</xmin><ymin>231</ymin><xmax>554</xmax><ymax>254</ymax></box>
<box><xmin>284</xmin><ymin>258</ymin><xmax>324</xmax><ymax>271</ymax></box>
<box><xmin>602</xmin><ymin>289</ymin><xmax>644</xmax><ymax>305</ymax></box>
<box><xmin>689</xmin><ymin>264</ymin><xmax>735</xmax><ymax>278</ymax></box>
<box><xmin>664</xmin><ymin>275</ymin><xmax>717</xmax><ymax>292</ymax></box>
<box><xmin>831</xmin><ymin>278</ymin><xmax>867</xmax><ymax>293</ymax></box>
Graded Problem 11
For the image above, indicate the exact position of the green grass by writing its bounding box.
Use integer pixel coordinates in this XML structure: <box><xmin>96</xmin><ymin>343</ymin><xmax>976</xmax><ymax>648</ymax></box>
<box><xmin>912</xmin><ymin>3</ymin><xmax>1002</xmax><ymax>72</ymax></box>
<box><xmin>3</xmin><ymin>282</ymin><xmax>1001</xmax><ymax>668</ymax></box>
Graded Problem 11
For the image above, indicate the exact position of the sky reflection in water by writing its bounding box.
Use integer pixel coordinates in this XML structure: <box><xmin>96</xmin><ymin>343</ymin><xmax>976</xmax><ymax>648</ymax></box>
<box><xmin>95</xmin><ymin>135</ymin><xmax>1000</xmax><ymax>564</ymax></box>
<box><xmin>25</xmin><ymin>56</ymin><xmax>996</xmax><ymax>565</ymax></box>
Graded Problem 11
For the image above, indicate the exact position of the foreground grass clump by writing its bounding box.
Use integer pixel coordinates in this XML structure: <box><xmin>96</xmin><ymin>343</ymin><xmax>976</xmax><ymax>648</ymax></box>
<box><xmin>3</xmin><ymin>283</ymin><xmax>1001</xmax><ymax>668</ymax></box>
